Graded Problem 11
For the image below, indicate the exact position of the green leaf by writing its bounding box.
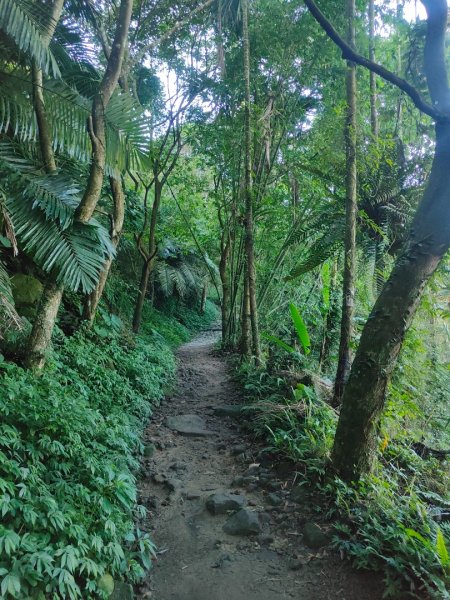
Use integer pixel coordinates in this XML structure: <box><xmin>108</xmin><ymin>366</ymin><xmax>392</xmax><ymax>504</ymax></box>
<box><xmin>1</xmin><ymin>573</ymin><xmax>21</xmax><ymax>598</ymax></box>
<box><xmin>262</xmin><ymin>333</ymin><xmax>295</xmax><ymax>354</ymax></box>
<box><xmin>436</xmin><ymin>527</ymin><xmax>449</xmax><ymax>567</ymax></box>
<box><xmin>289</xmin><ymin>304</ymin><xmax>311</xmax><ymax>355</ymax></box>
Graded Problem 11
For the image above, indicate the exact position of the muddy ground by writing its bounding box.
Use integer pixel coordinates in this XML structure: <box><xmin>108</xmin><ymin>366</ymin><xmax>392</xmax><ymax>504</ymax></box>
<box><xmin>136</xmin><ymin>331</ymin><xmax>385</xmax><ymax>600</ymax></box>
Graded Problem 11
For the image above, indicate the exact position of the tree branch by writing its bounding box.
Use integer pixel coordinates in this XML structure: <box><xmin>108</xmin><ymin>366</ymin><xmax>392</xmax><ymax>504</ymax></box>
<box><xmin>303</xmin><ymin>0</ymin><xmax>447</xmax><ymax>121</ymax></box>
<box><xmin>132</xmin><ymin>0</ymin><xmax>214</xmax><ymax>66</ymax></box>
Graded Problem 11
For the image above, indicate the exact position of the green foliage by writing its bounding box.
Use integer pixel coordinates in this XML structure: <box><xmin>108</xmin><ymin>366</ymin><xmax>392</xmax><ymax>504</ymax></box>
<box><xmin>331</xmin><ymin>449</ymin><xmax>450</xmax><ymax>599</ymax></box>
<box><xmin>0</xmin><ymin>287</ymin><xmax>216</xmax><ymax>599</ymax></box>
<box><xmin>289</xmin><ymin>304</ymin><xmax>311</xmax><ymax>355</ymax></box>
<box><xmin>0</xmin><ymin>326</ymin><xmax>169</xmax><ymax>598</ymax></box>
<box><xmin>0</xmin><ymin>0</ymin><xmax>60</xmax><ymax>76</ymax></box>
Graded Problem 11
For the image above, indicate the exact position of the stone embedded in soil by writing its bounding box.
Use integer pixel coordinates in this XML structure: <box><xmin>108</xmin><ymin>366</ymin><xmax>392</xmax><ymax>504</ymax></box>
<box><xmin>266</xmin><ymin>493</ymin><xmax>283</xmax><ymax>507</ymax></box>
<box><xmin>143</xmin><ymin>443</ymin><xmax>156</xmax><ymax>457</ymax></box>
<box><xmin>110</xmin><ymin>582</ymin><xmax>134</xmax><ymax>600</ymax></box>
<box><xmin>152</xmin><ymin>473</ymin><xmax>167</xmax><ymax>484</ymax></box>
<box><xmin>206</xmin><ymin>493</ymin><xmax>247</xmax><ymax>515</ymax></box>
<box><xmin>214</xmin><ymin>405</ymin><xmax>246</xmax><ymax>418</ymax></box>
<box><xmin>302</xmin><ymin>522</ymin><xmax>331</xmax><ymax>549</ymax></box>
<box><xmin>166</xmin><ymin>478</ymin><xmax>183</xmax><ymax>492</ymax></box>
<box><xmin>290</xmin><ymin>484</ymin><xmax>308</xmax><ymax>503</ymax></box>
<box><xmin>223</xmin><ymin>508</ymin><xmax>262</xmax><ymax>536</ymax></box>
<box><xmin>243</xmin><ymin>464</ymin><xmax>260</xmax><ymax>477</ymax></box>
<box><xmin>165</xmin><ymin>414</ymin><xmax>214</xmax><ymax>437</ymax></box>
<box><xmin>185</xmin><ymin>491</ymin><xmax>202</xmax><ymax>500</ymax></box>
<box><xmin>230</xmin><ymin>444</ymin><xmax>246</xmax><ymax>455</ymax></box>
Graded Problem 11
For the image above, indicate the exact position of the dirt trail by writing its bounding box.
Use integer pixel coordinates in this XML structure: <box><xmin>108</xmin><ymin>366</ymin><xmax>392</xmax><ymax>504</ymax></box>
<box><xmin>137</xmin><ymin>331</ymin><xmax>384</xmax><ymax>600</ymax></box>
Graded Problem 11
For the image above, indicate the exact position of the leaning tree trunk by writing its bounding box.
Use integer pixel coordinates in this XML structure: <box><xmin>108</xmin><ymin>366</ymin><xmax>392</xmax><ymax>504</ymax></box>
<box><xmin>26</xmin><ymin>0</ymin><xmax>133</xmax><ymax>369</ymax></box>
<box><xmin>331</xmin><ymin>0</ymin><xmax>450</xmax><ymax>481</ymax></box>
<box><xmin>241</xmin><ymin>0</ymin><xmax>261</xmax><ymax>359</ymax></box>
<box><xmin>332</xmin><ymin>0</ymin><xmax>357</xmax><ymax>405</ymax></box>
<box><xmin>83</xmin><ymin>176</ymin><xmax>126</xmax><ymax>322</ymax></box>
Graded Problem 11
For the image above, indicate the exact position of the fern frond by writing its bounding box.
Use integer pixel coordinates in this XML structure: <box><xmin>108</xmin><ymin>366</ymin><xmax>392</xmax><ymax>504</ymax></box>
<box><xmin>286</xmin><ymin>216</ymin><xmax>345</xmax><ymax>280</ymax></box>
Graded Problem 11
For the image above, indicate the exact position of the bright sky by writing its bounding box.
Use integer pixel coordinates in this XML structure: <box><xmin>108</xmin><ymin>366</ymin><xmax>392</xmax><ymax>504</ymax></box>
<box><xmin>402</xmin><ymin>0</ymin><xmax>427</xmax><ymax>21</ymax></box>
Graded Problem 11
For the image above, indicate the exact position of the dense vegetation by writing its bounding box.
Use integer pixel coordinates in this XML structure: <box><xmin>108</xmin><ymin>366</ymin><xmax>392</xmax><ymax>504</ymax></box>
<box><xmin>0</xmin><ymin>0</ymin><xmax>449</xmax><ymax>598</ymax></box>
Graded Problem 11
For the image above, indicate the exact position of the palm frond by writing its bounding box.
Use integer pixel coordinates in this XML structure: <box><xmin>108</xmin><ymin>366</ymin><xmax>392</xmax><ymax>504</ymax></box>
<box><xmin>0</xmin><ymin>259</ymin><xmax>21</xmax><ymax>334</ymax></box>
<box><xmin>7</xmin><ymin>194</ymin><xmax>113</xmax><ymax>293</ymax></box>
<box><xmin>0</xmin><ymin>73</ymin><xmax>150</xmax><ymax>176</ymax></box>
<box><xmin>0</xmin><ymin>0</ymin><xmax>60</xmax><ymax>77</ymax></box>
<box><xmin>1</xmin><ymin>152</ymin><xmax>115</xmax><ymax>294</ymax></box>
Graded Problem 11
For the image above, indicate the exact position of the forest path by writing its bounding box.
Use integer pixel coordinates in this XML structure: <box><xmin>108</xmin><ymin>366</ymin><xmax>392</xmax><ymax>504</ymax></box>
<box><xmin>136</xmin><ymin>330</ymin><xmax>384</xmax><ymax>600</ymax></box>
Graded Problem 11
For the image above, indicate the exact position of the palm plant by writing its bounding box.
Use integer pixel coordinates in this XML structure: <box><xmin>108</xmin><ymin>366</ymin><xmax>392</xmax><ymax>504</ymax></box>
<box><xmin>0</xmin><ymin>0</ymin><xmax>143</xmax><ymax>351</ymax></box>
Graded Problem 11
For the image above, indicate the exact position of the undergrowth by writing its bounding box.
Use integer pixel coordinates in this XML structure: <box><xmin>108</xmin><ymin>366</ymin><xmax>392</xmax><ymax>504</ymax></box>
<box><xmin>0</xmin><ymin>288</ymin><xmax>217</xmax><ymax>598</ymax></box>
<box><xmin>237</xmin><ymin>360</ymin><xmax>450</xmax><ymax>599</ymax></box>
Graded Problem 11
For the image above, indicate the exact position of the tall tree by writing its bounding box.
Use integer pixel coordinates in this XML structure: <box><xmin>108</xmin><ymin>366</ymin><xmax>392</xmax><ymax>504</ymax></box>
<box><xmin>240</xmin><ymin>0</ymin><xmax>261</xmax><ymax>359</ymax></box>
<box><xmin>369</xmin><ymin>0</ymin><xmax>379</xmax><ymax>139</ymax></box>
<box><xmin>304</xmin><ymin>0</ymin><xmax>450</xmax><ymax>481</ymax></box>
<box><xmin>332</xmin><ymin>0</ymin><xmax>357</xmax><ymax>405</ymax></box>
<box><xmin>26</xmin><ymin>0</ymin><xmax>133</xmax><ymax>369</ymax></box>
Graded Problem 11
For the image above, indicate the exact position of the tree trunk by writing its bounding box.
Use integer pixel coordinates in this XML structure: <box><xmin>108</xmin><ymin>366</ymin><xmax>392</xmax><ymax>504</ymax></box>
<box><xmin>26</xmin><ymin>282</ymin><xmax>64</xmax><ymax>369</ymax></box>
<box><xmin>332</xmin><ymin>0</ymin><xmax>450</xmax><ymax>480</ymax></box>
<box><xmin>83</xmin><ymin>176</ymin><xmax>126</xmax><ymax>322</ymax></box>
<box><xmin>331</xmin><ymin>121</ymin><xmax>450</xmax><ymax>479</ymax></box>
<box><xmin>241</xmin><ymin>0</ymin><xmax>261</xmax><ymax>359</ymax></box>
<box><xmin>132</xmin><ymin>259</ymin><xmax>152</xmax><ymax>333</ymax></box>
<box><xmin>219</xmin><ymin>233</ymin><xmax>230</xmax><ymax>343</ymax></box>
<box><xmin>26</xmin><ymin>0</ymin><xmax>132</xmax><ymax>369</ymax></box>
<box><xmin>319</xmin><ymin>261</ymin><xmax>338</xmax><ymax>371</ymax></box>
<box><xmin>200</xmin><ymin>283</ymin><xmax>207</xmax><ymax>314</ymax></box>
<box><xmin>240</xmin><ymin>274</ymin><xmax>251</xmax><ymax>355</ymax></box>
<box><xmin>332</xmin><ymin>0</ymin><xmax>357</xmax><ymax>405</ymax></box>
<box><xmin>24</xmin><ymin>0</ymin><xmax>64</xmax><ymax>369</ymax></box>
<box><xmin>132</xmin><ymin>178</ymin><xmax>162</xmax><ymax>333</ymax></box>
<box><xmin>369</xmin><ymin>0</ymin><xmax>379</xmax><ymax>138</ymax></box>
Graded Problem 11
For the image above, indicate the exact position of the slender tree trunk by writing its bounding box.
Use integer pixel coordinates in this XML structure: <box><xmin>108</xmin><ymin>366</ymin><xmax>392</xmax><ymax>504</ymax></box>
<box><xmin>319</xmin><ymin>261</ymin><xmax>338</xmax><ymax>371</ymax></box>
<box><xmin>219</xmin><ymin>233</ymin><xmax>231</xmax><ymax>343</ymax></box>
<box><xmin>331</xmin><ymin>0</ymin><xmax>450</xmax><ymax>480</ymax></box>
<box><xmin>24</xmin><ymin>0</ymin><xmax>64</xmax><ymax>369</ymax></box>
<box><xmin>32</xmin><ymin>0</ymin><xmax>64</xmax><ymax>163</ymax></box>
<box><xmin>200</xmin><ymin>283</ymin><xmax>208</xmax><ymax>314</ymax></box>
<box><xmin>369</xmin><ymin>0</ymin><xmax>379</xmax><ymax>139</ymax></box>
<box><xmin>333</xmin><ymin>0</ymin><xmax>357</xmax><ymax>405</ymax></box>
<box><xmin>132</xmin><ymin>260</ymin><xmax>152</xmax><ymax>333</ymax></box>
<box><xmin>26</xmin><ymin>0</ymin><xmax>132</xmax><ymax>369</ymax></box>
<box><xmin>241</xmin><ymin>0</ymin><xmax>261</xmax><ymax>359</ymax></box>
<box><xmin>83</xmin><ymin>177</ymin><xmax>126</xmax><ymax>322</ymax></box>
<box><xmin>240</xmin><ymin>273</ymin><xmax>251</xmax><ymax>355</ymax></box>
<box><xmin>132</xmin><ymin>178</ymin><xmax>162</xmax><ymax>333</ymax></box>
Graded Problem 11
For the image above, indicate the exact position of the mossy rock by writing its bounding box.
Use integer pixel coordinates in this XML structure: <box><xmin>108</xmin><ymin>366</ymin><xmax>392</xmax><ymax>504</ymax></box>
<box><xmin>11</xmin><ymin>274</ymin><xmax>42</xmax><ymax>307</ymax></box>
<box><xmin>98</xmin><ymin>573</ymin><xmax>115</xmax><ymax>595</ymax></box>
